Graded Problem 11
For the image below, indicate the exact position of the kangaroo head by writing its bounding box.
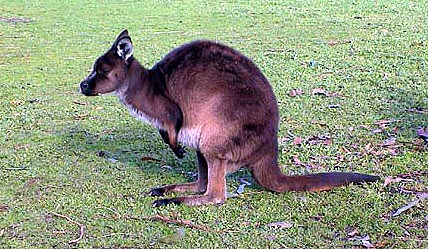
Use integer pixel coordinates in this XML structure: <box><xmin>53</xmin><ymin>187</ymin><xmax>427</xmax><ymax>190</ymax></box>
<box><xmin>80</xmin><ymin>29</ymin><xmax>134</xmax><ymax>96</ymax></box>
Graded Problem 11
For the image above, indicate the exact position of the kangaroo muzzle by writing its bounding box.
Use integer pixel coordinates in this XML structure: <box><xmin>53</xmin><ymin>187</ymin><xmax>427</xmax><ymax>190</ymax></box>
<box><xmin>79</xmin><ymin>71</ymin><xmax>97</xmax><ymax>96</ymax></box>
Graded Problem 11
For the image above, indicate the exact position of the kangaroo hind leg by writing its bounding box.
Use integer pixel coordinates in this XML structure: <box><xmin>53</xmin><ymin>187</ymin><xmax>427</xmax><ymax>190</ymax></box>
<box><xmin>152</xmin><ymin>157</ymin><xmax>226</xmax><ymax>207</ymax></box>
<box><xmin>149</xmin><ymin>151</ymin><xmax>208</xmax><ymax>197</ymax></box>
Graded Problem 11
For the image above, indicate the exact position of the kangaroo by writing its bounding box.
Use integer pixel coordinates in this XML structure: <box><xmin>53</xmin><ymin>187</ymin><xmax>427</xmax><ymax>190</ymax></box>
<box><xmin>79</xmin><ymin>30</ymin><xmax>380</xmax><ymax>207</ymax></box>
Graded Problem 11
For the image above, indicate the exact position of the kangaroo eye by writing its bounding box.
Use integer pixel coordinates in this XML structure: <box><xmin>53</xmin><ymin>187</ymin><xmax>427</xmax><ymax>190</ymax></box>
<box><xmin>98</xmin><ymin>64</ymin><xmax>111</xmax><ymax>74</ymax></box>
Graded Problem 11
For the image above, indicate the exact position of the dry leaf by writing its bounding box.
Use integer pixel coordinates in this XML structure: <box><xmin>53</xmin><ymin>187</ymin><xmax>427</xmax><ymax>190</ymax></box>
<box><xmin>0</xmin><ymin>205</ymin><xmax>9</xmax><ymax>212</ymax></box>
<box><xmin>322</xmin><ymin>138</ymin><xmax>332</xmax><ymax>146</ymax></box>
<box><xmin>349</xmin><ymin>235</ymin><xmax>374</xmax><ymax>248</ymax></box>
<box><xmin>236</xmin><ymin>178</ymin><xmax>252</xmax><ymax>194</ymax></box>
<box><xmin>381</xmin><ymin>137</ymin><xmax>396</xmax><ymax>147</ymax></box>
<box><xmin>318</xmin><ymin>72</ymin><xmax>334</xmax><ymax>80</ymax></box>
<box><xmin>305</xmin><ymin>162</ymin><xmax>323</xmax><ymax>170</ymax></box>
<box><xmin>291</xmin><ymin>155</ymin><xmax>302</xmax><ymax>166</ymax></box>
<box><xmin>312</xmin><ymin>88</ymin><xmax>328</xmax><ymax>96</ymax></box>
<box><xmin>141</xmin><ymin>156</ymin><xmax>161</xmax><ymax>162</ymax></box>
<box><xmin>407</xmin><ymin>108</ymin><xmax>427</xmax><ymax>114</ymax></box>
<box><xmin>375</xmin><ymin>119</ymin><xmax>399</xmax><ymax>130</ymax></box>
<box><xmin>72</xmin><ymin>101</ymin><xmax>88</xmax><ymax>106</ymax></box>
<box><xmin>310</xmin><ymin>120</ymin><xmax>327</xmax><ymax>127</ymax></box>
<box><xmin>27</xmin><ymin>177</ymin><xmax>40</xmax><ymax>186</ymax></box>
<box><xmin>380</xmin><ymin>28</ymin><xmax>390</xmax><ymax>34</ymax></box>
<box><xmin>74</xmin><ymin>114</ymin><xmax>88</xmax><ymax>120</ymax></box>
<box><xmin>364</xmin><ymin>143</ymin><xmax>373</xmax><ymax>153</ymax></box>
<box><xmin>293</xmin><ymin>137</ymin><xmax>303</xmax><ymax>146</ymax></box>
<box><xmin>360</xmin><ymin>125</ymin><xmax>371</xmax><ymax>130</ymax></box>
<box><xmin>328</xmin><ymin>39</ymin><xmax>339</xmax><ymax>46</ymax></box>
<box><xmin>288</xmin><ymin>89</ymin><xmax>304</xmax><ymax>97</ymax></box>
<box><xmin>13</xmin><ymin>144</ymin><xmax>30</xmax><ymax>150</ymax></box>
<box><xmin>392</xmin><ymin>199</ymin><xmax>421</xmax><ymax>217</ymax></box>
<box><xmin>347</xmin><ymin>229</ymin><xmax>359</xmax><ymax>237</ymax></box>
<box><xmin>328</xmin><ymin>92</ymin><xmax>341</xmax><ymax>97</ymax></box>
<box><xmin>388</xmin><ymin>148</ymin><xmax>399</xmax><ymax>156</ymax></box>
<box><xmin>417</xmin><ymin>127</ymin><xmax>428</xmax><ymax>142</ymax></box>
<box><xmin>11</xmin><ymin>99</ymin><xmax>24</xmax><ymax>106</ymax></box>
<box><xmin>373</xmin><ymin>241</ymin><xmax>388</xmax><ymax>248</ymax></box>
<box><xmin>340</xmin><ymin>146</ymin><xmax>351</xmax><ymax>154</ymax></box>
<box><xmin>383</xmin><ymin>176</ymin><xmax>412</xmax><ymax>187</ymax></box>
<box><xmin>158</xmin><ymin>228</ymin><xmax>185</xmax><ymax>244</ymax></box>
<box><xmin>265</xmin><ymin>221</ymin><xmax>293</xmax><ymax>229</ymax></box>
<box><xmin>306</xmin><ymin>135</ymin><xmax>332</xmax><ymax>146</ymax></box>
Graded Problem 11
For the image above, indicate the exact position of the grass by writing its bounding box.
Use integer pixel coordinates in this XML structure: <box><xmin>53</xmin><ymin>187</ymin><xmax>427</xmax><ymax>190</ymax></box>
<box><xmin>1</xmin><ymin>0</ymin><xmax>427</xmax><ymax>248</ymax></box>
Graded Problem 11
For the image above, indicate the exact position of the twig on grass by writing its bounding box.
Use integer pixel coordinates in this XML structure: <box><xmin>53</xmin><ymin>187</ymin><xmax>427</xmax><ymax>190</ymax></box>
<box><xmin>100</xmin><ymin>211</ymin><xmax>237</xmax><ymax>234</ymax></box>
<box><xmin>141</xmin><ymin>214</ymin><xmax>215</xmax><ymax>233</ymax></box>
<box><xmin>101</xmin><ymin>232</ymin><xmax>132</xmax><ymax>238</ymax></box>
<box><xmin>392</xmin><ymin>193</ymin><xmax>428</xmax><ymax>217</ymax></box>
<box><xmin>397</xmin><ymin>171</ymin><xmax>428</xmax><ymax>179</ymax></box>
<box><xmin>4</xmin><ymin>166</ymin><xmax>28</xmax><ymax>170</ymax></box>
<box><xmin>127</xmin><ymin>214</ymin><xmax>235</xmax><ymax>234</ymax></box>
<box><xmin>49</xmin><ymin>212</ymin><xmax>85</xmax><ymax>244</ymax></box>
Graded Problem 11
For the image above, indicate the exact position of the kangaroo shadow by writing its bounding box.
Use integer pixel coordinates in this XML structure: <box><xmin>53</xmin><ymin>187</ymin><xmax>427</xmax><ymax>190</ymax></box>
<box><xmin>57</xmin><ymin>124</ymin><xmax>257</xmax><ymax>191</ymax></box>
<box><xmin>376</xmin><ymin>83</ymin><xmax>428</xmax><ymax>140</ymax></box>
<box><xmin>58</xmin><ymin>124</ymin><xmax>188</xmax><ymax>173</ymax></box>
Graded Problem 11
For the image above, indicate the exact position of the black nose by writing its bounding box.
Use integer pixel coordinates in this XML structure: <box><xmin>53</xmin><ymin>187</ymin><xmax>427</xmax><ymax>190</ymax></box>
<box><xmin>80</xmin><ymin>81</ymin><xmax>89</xmax><ymax>92</ymax></box>
<box><xmin>80</xmin><ymin>81</ymin><xmax>95</xmax><ymax>96</ymax></box>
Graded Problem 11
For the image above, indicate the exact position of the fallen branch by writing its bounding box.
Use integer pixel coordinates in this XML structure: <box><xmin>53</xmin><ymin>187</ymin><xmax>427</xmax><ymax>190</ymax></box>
<box><xmin>104</xmin><ymin>213</ymin><xmax>237</xmax><ymax>234</ymax></box>
<box><xmin>141</xmin><ymin>214</ymin><xmax>215</xmax><ymax>233</ymax></box>
<box><xmin>392</xmin><ymin>193</ymin><xmax>428</xmax><ymax>217</ymax></box>
<box><xmin>49</xmin><ymin>212</ymin><xmax>85</xmax><ymax>244</ymax></box>
<box><xmin>141</xmin><ymin>156</ymin><xmax>162</xmax><ymax>163</ymax></box>
<box><xmin>4</xmin><ymin>166</ymin><xmax>28</xmax><ymax>170</ymax></box>
<box><xmin>102</xmin><ymin>232</ymin><xmax>130</xmax><ymax>238</ymax></box>
<box><xmin>397</xmin><ymin>171</ymin><xmax>428</xmax><ymax>179</ymax></box>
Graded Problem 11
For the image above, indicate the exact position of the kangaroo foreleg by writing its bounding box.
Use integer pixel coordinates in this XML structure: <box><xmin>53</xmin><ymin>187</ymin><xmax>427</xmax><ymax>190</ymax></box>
<box><xmin>158</xmin><ymin>128</ymin><xmax>186</xmax><ymax>158</ymax></box>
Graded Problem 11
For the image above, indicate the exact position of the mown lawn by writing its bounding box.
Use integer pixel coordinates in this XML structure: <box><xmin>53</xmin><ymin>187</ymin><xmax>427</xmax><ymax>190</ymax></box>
<box><xmin>1</xmin><ymin>0</ymin><xmax>427</xmax><ymax>248</ymax></box>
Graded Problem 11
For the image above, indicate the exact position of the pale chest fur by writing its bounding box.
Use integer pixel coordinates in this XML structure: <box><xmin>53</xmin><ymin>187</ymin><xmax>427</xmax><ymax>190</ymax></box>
<box><xmin>177</xmin><ymin>127</ymin><xmax>202</xmax><ymax>149</ymax></box>
<box><xmin>116</xmin><ymin>91</ymin><xmax>162</xmax><ymax>129</ymax></box>
<box><xmin>117</xmin><ymin>90</ymin><xmax>203</xmax><ymax>149</ymax></box>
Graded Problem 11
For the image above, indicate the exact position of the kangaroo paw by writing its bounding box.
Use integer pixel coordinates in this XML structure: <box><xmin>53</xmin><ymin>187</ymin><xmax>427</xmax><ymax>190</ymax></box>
<box><xmin>152</xmin><ymin>198</ymin><xmax>181</xmax><ymax>207</ymax></box>
<box><xmin>148</xmin><ymin>187</ymin><xmax>167</xmax><ymax>197</ymax></box>
<box><xmin>173</xmin><ymin>146</ymin><xmax>187</xmax><ymax>159</ymax></box>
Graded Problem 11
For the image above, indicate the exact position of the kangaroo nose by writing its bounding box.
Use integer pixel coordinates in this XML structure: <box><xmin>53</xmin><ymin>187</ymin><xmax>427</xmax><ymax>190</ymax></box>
<box><xmin>80</xmin><ymin>82</ymin><xmax>89</xmax><ymax>91</ymax></box>
<box><xmin>80</xmin><ymin>81</ymin><xmax>94</xmax><ymax>96</ymax></box>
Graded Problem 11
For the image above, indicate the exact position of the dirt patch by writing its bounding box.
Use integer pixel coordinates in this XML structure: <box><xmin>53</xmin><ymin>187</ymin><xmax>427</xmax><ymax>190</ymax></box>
<box><xmin>0</xmin><ymin>16</ymin><xmax>32</xmax><ymax>25</ymax></box>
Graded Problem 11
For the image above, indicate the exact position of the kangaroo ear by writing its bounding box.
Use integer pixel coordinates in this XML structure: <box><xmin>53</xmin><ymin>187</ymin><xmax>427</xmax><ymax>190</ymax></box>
<box><xmin>114</xmin><ymin>30</ymin><xmax>133</xmax><ymax>61</ymax></box>
<box><xmin>116</xmin><ymin>29</ymin><xmax>129</xmax><ymax>40</ymax></box>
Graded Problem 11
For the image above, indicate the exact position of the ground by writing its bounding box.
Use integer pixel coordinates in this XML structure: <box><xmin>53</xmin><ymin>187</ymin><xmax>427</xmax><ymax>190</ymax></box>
<box><xmin>0</xmin><ymin>0</ymin><xmax>427</xmax><ymax>248</ymax></box>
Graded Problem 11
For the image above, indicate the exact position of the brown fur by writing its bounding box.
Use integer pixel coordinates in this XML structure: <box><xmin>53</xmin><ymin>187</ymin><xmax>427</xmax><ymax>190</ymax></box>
<box><xmin>80</xmin><ymin>30</ymin><xmax>379</xmax><ymax>206</ymax></box>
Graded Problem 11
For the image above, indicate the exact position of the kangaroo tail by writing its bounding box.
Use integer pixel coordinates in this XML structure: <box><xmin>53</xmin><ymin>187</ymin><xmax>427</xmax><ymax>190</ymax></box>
<box><xmin>250</xmin><ymin>157</ymin><xmax>380</xmax><ymax>192</ymax></box>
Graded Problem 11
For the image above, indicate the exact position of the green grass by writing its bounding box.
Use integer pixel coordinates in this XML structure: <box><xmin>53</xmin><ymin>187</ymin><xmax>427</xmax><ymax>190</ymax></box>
<box><xmin>1</xmin><ymin>0</ymin><xmax>427</xmax><ymax>248</ymax></box>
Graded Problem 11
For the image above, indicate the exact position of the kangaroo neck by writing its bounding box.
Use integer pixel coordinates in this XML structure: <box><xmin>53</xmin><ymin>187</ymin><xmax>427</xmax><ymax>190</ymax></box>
<box><xmin>115</xmin><ymin>59</ymin><xmax>168</xmax><ymax>129</ymax></box>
